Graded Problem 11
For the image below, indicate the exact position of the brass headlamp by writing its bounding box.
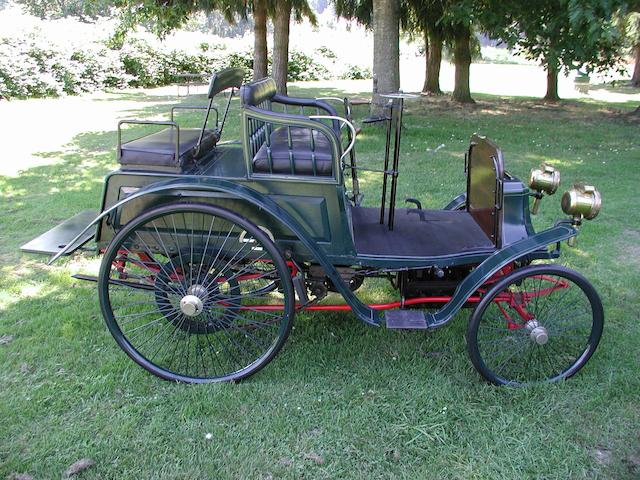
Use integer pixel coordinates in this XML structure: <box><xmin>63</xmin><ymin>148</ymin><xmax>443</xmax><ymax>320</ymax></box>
<box><xmin>528</xmin><ymin>163</ymin><xmax>560</xmax><ymax>214</ymax></box>
<box><xmin>561</xmin><ymin>183</ymin><xmax>602</xmax><ymax>246</ymax></box>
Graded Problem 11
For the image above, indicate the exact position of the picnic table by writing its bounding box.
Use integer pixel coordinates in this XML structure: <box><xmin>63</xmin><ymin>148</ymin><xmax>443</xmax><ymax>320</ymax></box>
<box><xmin>175</xmin><ymin>73</ymin><xmax>211</xmax><ymax>96</ymax></box>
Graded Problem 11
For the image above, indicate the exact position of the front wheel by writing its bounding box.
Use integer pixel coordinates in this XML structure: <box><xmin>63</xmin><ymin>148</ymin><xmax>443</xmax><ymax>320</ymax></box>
<box><xmin>98</xmin><ymin>202</ymin><xmax>295</xmax><ymax>383</ymax></box>
<box><xmin>467</xmin><ymin>264</ymin><xmax>603</xmax><ymax>386</ymax></box>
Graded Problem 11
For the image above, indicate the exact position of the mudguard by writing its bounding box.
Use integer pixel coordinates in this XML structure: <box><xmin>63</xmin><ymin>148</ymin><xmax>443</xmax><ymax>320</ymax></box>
<box><xmin>422</xmin><ymin>222</ymin><xmax>576</xmax><ymax>328</ymax></box>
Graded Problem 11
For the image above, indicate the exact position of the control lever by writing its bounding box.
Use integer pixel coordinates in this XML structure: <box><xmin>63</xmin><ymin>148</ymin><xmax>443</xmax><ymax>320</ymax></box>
<box><xmin>405</xmin><ymin>198</ymin><xmax>422</xmax><ymax>210</ymax></box>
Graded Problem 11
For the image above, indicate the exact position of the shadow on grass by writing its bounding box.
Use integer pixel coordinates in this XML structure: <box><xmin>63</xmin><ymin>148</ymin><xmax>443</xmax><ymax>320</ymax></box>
<box><xmin>1</xmin><ymin>86</ymin><xmax>640</xmax><ymax>479</ymax></box>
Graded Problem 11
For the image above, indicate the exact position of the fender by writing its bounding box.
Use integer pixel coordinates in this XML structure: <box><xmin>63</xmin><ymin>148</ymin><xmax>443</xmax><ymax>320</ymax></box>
<box><xmin>422</xmin><ymin>222</ymin><xmax>576</xmax><ymax>328</ymax></box>
<box><xmin>49</xmin><ymin>177</ymin><xmax>381</xmax><ymax>326</ymax></box>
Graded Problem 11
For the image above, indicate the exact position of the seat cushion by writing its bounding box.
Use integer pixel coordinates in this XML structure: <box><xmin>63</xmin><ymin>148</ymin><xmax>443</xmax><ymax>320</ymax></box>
<box><xmin>119</xmin><ymin>128</ymin><xmax>219</xmax><ymax>170</ymax></box>
<box><xmin>252</xmin><ymin>127</ymin><xmax>334</xmax><ymax>176</ymax></box>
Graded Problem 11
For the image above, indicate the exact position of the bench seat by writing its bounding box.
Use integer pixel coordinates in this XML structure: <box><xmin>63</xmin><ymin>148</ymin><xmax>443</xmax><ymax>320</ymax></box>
<box><xmin>119</xmin><ymin>128</ymin><xmax>219</xmax><ymax>171</ymax></box>
<box><xmin>252</xmin><ymin>127</ymin><xmax>333</xmax><ymax>176</ymax></box>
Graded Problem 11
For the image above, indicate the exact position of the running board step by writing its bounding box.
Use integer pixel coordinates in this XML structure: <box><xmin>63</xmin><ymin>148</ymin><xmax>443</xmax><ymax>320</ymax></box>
<box><xmin>385</xmin><ymin>310</ymin><xmax>428</xmax><ymax>329</ymax></box>
<box><xmin>20</xmin><ymin>209</ymin><xmax>98</xmax><ymax>256</ymax></box>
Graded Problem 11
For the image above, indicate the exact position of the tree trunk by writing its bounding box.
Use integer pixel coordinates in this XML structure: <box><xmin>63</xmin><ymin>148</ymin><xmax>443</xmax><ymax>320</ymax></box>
<box><xmin>252</xmin><ymin>0</ymin><xmax>268</xmax><ymax>81</ymax></box>
<box><xmin>452</xmin><ymin>27</ymin><xmax>473</xmax><ymax>103</ymax></box>
<box><xmin>544</xmin><ymin>64</ymin><xmax>560</xmax><ymax>102</ymax></box>
<box><xmin>423</xmin><ymin>29</ymin><xmax>442</xmax><ymax>95</ymax></box>
<box><xmin>372</xmin><ymin>0</ymin><xmax>399</xmax><ymax>93</ymax></box>
<box><xmin>371</xmin><ymin>0</ymin><xmax>399</xmax><ymax>116</ymax></box>
<box><xmin>631</xmin><ymin>44</ymin><xmax>640</xmax><ymax>88</ymax></box>
<box><xmin>272</xmin><ymin>1</ymin><xmax>291</xmax><ymax>95</ymax></box>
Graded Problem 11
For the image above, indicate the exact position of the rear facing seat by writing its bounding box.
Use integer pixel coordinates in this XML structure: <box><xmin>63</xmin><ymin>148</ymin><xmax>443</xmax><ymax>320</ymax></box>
<box><xmin>118</xmin><ymin>67</ymin><xmax>245</xmax><ymax>173</ymax></box>
<box><xmin>239</xmin><ymin>78</ymin><xmax>341</xmax><ymax>177</ymax></box>
<box><xmin>119</xmin><ymin>128</ymin><xmax>219</xmax><ymax>171</ymax></box>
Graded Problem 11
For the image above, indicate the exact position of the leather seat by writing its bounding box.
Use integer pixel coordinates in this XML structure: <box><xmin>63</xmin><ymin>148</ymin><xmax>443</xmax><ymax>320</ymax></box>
<box><xmin>119</xmin><ymin>128</ymin><xmax>219</xmax><ymax>170</ymax></box>
<box><xmin>252</xmin><ymin>127</ymin><xmax>334</xmax><ymax>176</ymax></box>
<box><xmin>240</xmin><ymin>78</ymin><xmax>337</xmax><ymax>176</ymax></box>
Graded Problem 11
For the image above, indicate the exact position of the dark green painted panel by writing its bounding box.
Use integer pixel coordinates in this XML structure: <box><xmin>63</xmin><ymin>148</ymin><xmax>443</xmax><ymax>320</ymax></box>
<box><xmin>21</xmin><ymin>209</ymin><xmax>98</xmax><ymax>256</ymax></box>
<box><xmin>269</xmin><ymin>194</ymin><xmax>330</xmax><ymax>242</ymax></box>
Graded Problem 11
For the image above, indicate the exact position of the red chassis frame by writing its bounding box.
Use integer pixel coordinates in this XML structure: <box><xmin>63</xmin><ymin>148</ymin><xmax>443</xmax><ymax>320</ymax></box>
<box><xmin>112</xmin><ymin>252</ymin><xmax>569</xmax><ymax>329</ymax></box>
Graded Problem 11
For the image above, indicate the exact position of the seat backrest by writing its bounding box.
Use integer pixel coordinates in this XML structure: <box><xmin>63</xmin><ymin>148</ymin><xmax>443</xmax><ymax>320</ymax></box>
<box><xmin>239</xmin><ymin>77</ymin><xmax>277</xmax><ymax>108</ymax></box>
<box><xmin>466</xmin><ymin>134</ymin><xmax>505</xmax><ymax>246</ymax></box>
<box><xmin>195</xmin><ymin>67</ymin><xmax>247</xmax><ymax>155</ymax></box>
<box><xmin>207</xmin><ymin>67</ymin><xmax>246</xmax><ymax>99</ymax></box>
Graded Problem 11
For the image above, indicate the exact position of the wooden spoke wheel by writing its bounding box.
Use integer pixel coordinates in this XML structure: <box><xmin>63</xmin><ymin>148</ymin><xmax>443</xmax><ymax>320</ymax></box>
<box><xmin>98</xmin><ymin>203</ymin><xmax>295</xmax><ymax>383</ymax></box>
<box><xmin>467</xmin><ymin>265</ymin><xmax>603</xmax><ymax>386</ymax></box>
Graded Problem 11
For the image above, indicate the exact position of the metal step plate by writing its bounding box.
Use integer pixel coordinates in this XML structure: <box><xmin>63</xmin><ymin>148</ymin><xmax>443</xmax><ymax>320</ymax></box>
<box><xmin>385</xmin><ymin>310</ymin><xmax>428</xmax><ymax>329</ymax></box>
<box><xmin>20</xmin><ymin>209</ymin><xmax>98</xmax><ymax>256</ymax></box>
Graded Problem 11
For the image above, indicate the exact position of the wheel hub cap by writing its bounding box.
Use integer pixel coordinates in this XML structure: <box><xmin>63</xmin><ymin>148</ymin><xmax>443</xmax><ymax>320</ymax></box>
<box><xmin>187</xmin><ymin>284</ymin><xmax>208</xmax><ymax>298</ymax></box>
<box><xmin>180</xmin><ymin>294</ymin><xmax>204</xmax><ymax>317</ymax></box>
<box><xmin>525</xmin><ymin>319</ymin><xmax>549</xmax><ymax>345</ymax></box>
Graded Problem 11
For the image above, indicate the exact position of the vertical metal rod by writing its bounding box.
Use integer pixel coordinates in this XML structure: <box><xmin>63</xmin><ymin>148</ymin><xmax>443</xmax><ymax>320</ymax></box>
<box><xmin>379</xmin><ymin>101</ymin><xmax>393</xmax><ymax>224</ymax></box>
<box><xmin>344</xmin><ymin>98</ymin><xmax>360</xmax><ymax>201</ymax></box>
<box><xmin>195</xmin><ymin>96</ymin><xmax>215</xmax><ymax>156</ymax></box>
<box><xmin>388</xmin><ymin>97</ymin><xmax>404</xmax><ymax>231</ymax></box>
<box><xmin>218</xmin><ymin>88</ymin><xmax>235</xmax><ymax>137</ymax></box>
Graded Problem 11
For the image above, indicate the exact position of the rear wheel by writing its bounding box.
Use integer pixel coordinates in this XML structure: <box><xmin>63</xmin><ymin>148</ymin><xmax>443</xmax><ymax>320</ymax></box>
<box><xmin>467</xmin><ymin>264</ymin><xmax>603</xmax><ymax>386</ymax></box>
<box><xmin>98</xmin><ymin>203</ymin><xmax>295</xmax><ymax>383</ymax></box>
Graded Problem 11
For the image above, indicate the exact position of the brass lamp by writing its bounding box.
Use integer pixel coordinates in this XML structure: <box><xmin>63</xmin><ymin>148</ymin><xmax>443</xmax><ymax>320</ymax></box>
<box><xmin>529</xmin><ymin>163</ymin><xmax>560</xmax><ymax>214</ymax></box>
<box><xmin>561</xmin><ymin>183</ymin><xmax>602</xmax><ymax>246</ymax></box>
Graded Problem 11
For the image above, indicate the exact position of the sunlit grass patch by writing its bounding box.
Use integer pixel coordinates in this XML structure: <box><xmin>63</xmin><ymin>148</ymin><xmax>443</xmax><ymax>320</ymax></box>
<box><xmin>0</xmin><ymin>86</ymin><xmax>639</xmax><ymax>479</ymax></box>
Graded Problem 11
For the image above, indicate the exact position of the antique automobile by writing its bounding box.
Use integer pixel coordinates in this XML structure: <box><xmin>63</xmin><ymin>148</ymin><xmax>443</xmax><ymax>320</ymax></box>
<box><xmin>21</xmin><ymin>67</ymin><xmax>604</xmax><ymax>386</ymax></box>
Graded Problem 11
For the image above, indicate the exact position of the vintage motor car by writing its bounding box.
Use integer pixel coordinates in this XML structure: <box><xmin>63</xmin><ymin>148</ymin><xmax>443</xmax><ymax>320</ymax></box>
<box><xmin>22</xmin><ymin>67</ymin><xmax>604</xmax><ymax>386</ymax></box>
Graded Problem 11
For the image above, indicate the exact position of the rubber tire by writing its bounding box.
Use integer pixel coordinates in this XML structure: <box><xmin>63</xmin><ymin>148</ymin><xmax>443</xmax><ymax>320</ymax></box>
<box><xmin>467</xmin><ymin>264</ymin><xmax>604</xmax><ymax>386</ymax></box>
<box><xmin>98</xmin><ymin>202</ymin><xmax>295</xmax><ymax>383</ymax></box>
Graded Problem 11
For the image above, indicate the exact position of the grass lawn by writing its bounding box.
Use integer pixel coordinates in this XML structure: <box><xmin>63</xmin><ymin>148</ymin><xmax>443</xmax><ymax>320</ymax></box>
<box><xmin>0</xmin><ymin>84</ymin><xmax>639</xmax><ymax>479</ymax></box>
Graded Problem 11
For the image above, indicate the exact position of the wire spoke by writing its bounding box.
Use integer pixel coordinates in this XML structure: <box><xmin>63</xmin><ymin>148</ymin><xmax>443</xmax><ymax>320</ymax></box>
<box><xmin>102</xmin><ymin>206</ymin><xmax>292</xmax><ymax>383</ymax></box>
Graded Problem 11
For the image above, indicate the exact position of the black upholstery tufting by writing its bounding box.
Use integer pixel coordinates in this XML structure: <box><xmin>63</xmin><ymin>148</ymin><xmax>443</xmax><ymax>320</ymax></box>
<box><xmin>252</xmin><ymin>127</ymin><xmax>333</xmax><ymax>176</ymax></box>
<box><xmin>241</xmin><ymin>77</ymin><xmax>343</xmax><ymax>177</ymax></box>
<box><xmin>119</xmin><ymin>128</ymin><xmax>219</xmax><ymax>171</ymax></box>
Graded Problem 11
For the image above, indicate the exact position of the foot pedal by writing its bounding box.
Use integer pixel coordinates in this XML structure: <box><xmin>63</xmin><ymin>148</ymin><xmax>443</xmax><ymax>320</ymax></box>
<box><xmin>385</xmin><ymin>310</ymin><xmax>428</xmax><ymax>329</ymax></box>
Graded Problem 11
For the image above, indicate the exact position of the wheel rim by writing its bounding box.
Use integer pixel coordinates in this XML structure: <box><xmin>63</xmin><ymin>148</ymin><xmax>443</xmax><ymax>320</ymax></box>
<box><xmin>470</xmin><ymin>266</ymin><xmax>603</xmax><ymax>386</ymax></box>
<box><xmin>99</xmin><ymin>204</ymin><xmax>294</xmax><ymax>383</ymax></box>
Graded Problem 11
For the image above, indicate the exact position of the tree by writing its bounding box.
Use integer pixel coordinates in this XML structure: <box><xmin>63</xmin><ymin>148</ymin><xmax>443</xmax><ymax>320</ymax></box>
<box><xmin>16</xmin><ymin>0</ymin><xmax>112</xmax><ymax>20</ymax></box>
<box><xmin>271</xmin><ymin>1</ymin><xmax>292</xmax><ymax>93</ymax></box>
<box><xmin>451</xmin><ymin>24</ymin><xmax>473</xmax><ymax>103</ymax></box>
<box><xmin>484</xmin><ymin>0</ymin><xmax>625</xmax><ymax>101</ymax></box>
<box><xmin>269</xmin><ymin>0</ymin><xmax>316</xmax><ymax>94</ymax></box>
<box><xmin>111</xmin><ymin>0</ymin><xmax>246</xmax><ymax>44</ymax></box>
<box><xmin>334</xmin><ymin>0</ymin><xmax>400</xmax><ymax>101</ymax></box>
<box><xmin>372</xmin><ymin>0</ymin><xmax>400</xmax><ymax>94</ymax></box>
<box><xmin>405</xmin><ymin>0</ymin><xmax>476</xmax><ymax>102</ymax></box>
<box><xmin>253</xmin><ymin>0</ymin><xmax>268</xmax><ymax>80</ymax></box>
<box><xmin>622</xmin><ymin>12</ymin><xmax>640</xmax><ymax>86</ymax></box>
<box><xmin>405</xmin><ymin>0</ymin><xmax>444</xmax><ymax>94</ymax></box>
<box><xmin>442</xmin><ymin>0</ymin><xmax>476</xmax><ymax>103</ymax></box>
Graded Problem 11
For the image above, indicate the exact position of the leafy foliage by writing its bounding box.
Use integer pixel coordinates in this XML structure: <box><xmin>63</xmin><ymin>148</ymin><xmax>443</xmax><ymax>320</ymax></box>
<box><xmin>287</xmin><ymin>50</ymin><xmax>330</xmax><ymax>81</ymax></box>
<box><xmin>339</xmin><ymin>63</ymin><xmax>372</xmax><ymax>79</ymax></box>
<box><xmin>15</xmin><ymin>0</ymin><xmax>113</xmax><ymax>20</ymax></box>
<box><xmin>0</xmin><ymin>33</ymin><xmax>332</xmax><ymax>99</ymax></box>
<box><xmin>482</xmin><ymin>0</ymin><xmax>626</xmax><ymax>76</ymax></box>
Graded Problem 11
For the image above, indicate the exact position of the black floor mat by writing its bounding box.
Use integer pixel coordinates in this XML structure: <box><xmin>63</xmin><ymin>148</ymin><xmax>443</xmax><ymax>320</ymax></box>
<box><xmin>351</xmin><ymin>207</ymin><xmax>494</xmax><ymax>258</ymax></box>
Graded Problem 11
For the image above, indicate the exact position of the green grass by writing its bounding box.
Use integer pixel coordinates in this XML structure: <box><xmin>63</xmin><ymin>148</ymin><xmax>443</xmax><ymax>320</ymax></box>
<box><xmin>1</xmin><ymin>86</ymin><xmax>639</xmax><ymax>479</ymax></box>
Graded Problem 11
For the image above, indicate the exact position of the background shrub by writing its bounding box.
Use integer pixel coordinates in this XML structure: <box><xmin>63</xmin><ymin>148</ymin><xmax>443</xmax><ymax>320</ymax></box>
<box><xmin>339</xmin><ymin>64</ymin><xmax>372</xmax><ymax>80</ymax></box>
<box><xmin>0</xmin><ymin>35</ymin><xmax>338</xmax><ymax>99</ymax></box>
<box><xmin>287</xmin><ymin>50</ymin><xmax>330</xmax><ymax>81</ymax></box>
